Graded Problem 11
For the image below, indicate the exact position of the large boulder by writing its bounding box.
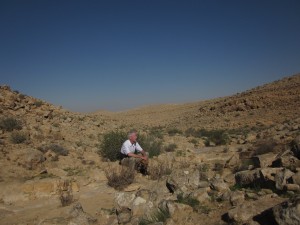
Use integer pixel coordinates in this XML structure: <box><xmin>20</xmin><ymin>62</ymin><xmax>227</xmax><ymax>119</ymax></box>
<box><xmin>210</xmin><ymin>178</ymin><xmax>229</xmax><ymax>192</ymax></box>
<box><xmin>275</xmin><ymin>168</ymin><xmax>294</xmax><ymax>191</ymax></box>
<box><xmin>166</xmin><ymin>169</ymin><xmax>200</xmax><ymax>194</ymax></box>
<box><xmin>235</xmin><ymin>169</ymin><xmax>261</xmax><ymax>187</ymax></box>
<box><xmin>252</xmin><ymin>153</ymin><xmax>277</xmax><ymax>168</ymax></box>
<box><xmin>272</xmin><ymin>195</ymin><xmax>300</xmax><ymax>225</ymax></box>
<box><xmin>291</xmin><ymin>136</ymin><xmax>300</xmax><ymax>159</ymax></box>
<box><xmin>224</xmin><ymin>195</ymin><xmax>285</xmax><ymax>224</ymax></box>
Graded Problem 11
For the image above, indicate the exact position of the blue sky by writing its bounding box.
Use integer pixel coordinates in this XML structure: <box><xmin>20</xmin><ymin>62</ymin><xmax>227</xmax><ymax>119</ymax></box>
<box><xmin>0</xmin><ymin>0</ymin><xmax>300</xmax><ymax>112</ymax></box>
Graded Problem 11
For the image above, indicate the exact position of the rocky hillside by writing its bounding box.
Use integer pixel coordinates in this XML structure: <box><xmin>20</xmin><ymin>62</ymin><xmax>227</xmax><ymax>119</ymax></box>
<box><xmin>106</xmin><ymin>73</ymin><xmax>300</xmax><ymax>130</ymax></box>
<box><xmin>0</xmin><ymin>73</ymin><xmax>299</xmax><ymax>225</ymax></box>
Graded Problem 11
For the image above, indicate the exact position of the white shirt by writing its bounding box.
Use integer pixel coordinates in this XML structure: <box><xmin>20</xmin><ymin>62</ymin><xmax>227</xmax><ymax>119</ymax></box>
<box><xmin>121</xmin><ymin>140</ymin><xmax>143</xmax><ymax>155</ymax></box>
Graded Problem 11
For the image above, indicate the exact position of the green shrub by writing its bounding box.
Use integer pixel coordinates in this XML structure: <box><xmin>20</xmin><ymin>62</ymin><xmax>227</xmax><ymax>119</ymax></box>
<box><xmin>105</xmin><ymin>166</ymin><xmax>135</xmax><ymax>190</ymax></box>
<box><xmin>139</xmin><ymin>207</ymin><xmax>170</xmax><ymax>225</ymax></box>
<box><xmin>34</xmin><ymin>100</ymin><xmax>43</xmax><ymax>107</ymax></box>
<box><xmin>98</xmin><ymin>130</ymin><xmax>127</xmax><ymax>161</ymax></box>
<box><xmin>10</xmin><ymin>131</ymin><xmax>27</xmax><ymax>144</ymax></box>
<box><xmin>164</xmin><ymin>143</ymin><xmax>177</xmax><ymax>152</ymax></box>
<box><xmin>0</xmin><ymin>117</ymin><xmax>22</xmax><ymax>132</ymax></box>
<box><xmin>167</xmin><ymin>128</ymin><xmax>182</xmax><ymax>136</ymax></box>
<box><xmin>176</xmin><ymin>193</ymin><xmax>200</xmax><ymax>209</ymax></box>
<box><xmin>184</xmin><ymin>128</ymin><xmax>229</xmax><ymax>146</ymax></box>
<box><xmin>138</xmin><ymin>134</ymin><xmax>162</xmax><ymax>158</ymax></box>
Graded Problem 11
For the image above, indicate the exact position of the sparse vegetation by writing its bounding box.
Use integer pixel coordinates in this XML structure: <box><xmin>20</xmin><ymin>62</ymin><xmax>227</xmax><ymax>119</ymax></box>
<box><xmin>63</xmin><ymin>167</ymin><xmax>85</xmax><ymax>176</ymax></box>
<box><xmin>38</xmin><ymin>144</ymin><xmax>69</xmax><ymax>156</ymax></box>
<box><xmin>189</xmin><ymin>138</ymin><xmax>198</xmax><ymax>145</ymax></box>
<box><xmin>148</xmin><ymin>126</ymin><xmax>164</xmax><ymax>139</ymax></box>
<box><xmin>184</xmin><ymin>128</ymin><xmax>229</xmax><ymax>146</ymax></box>
<box><xmin>33</xmin><ymin>100</ymin><xmax>43</xmax><ymax>107</ymax></box>
<box><xmin>0</xmin><ymin>117</ymin><xmax>22</xmax><ymax>132</ymax></box>
<box><xmin>10</xmin><ymin>131</ymin><xmax>27</xmax><ymax>144</ymax></box>
<box><xmin>176</xmin><ymin>193</ymin><xmax>200</xmax><ymax>209</ymax></box>
<box><xmin>167</xmin><ymin>128</ymin><xmax>182</xmax><ymax>136</ymax></box>
<box><xmin>139</xmin><ymin>207</ymin><xmax>170</xmax><ymax>225</ymax></box>
<box><xmin>105</xmin><ymin>166</ymin><xmax>135</xmax><ymax>190</ymax></box>
<box><xmin>164</xmin><ymin>143</ymin><xmax>177</xmax><ymax>152</ymax></box>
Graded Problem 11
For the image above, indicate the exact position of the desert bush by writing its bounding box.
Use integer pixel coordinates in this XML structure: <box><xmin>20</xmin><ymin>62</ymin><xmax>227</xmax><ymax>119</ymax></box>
<box><xmin>202</xmin><ymin>129</ymin><xmax>229</xmax><ymax>146</ymax></box>
<box><xmin>105</xmin><ymin>166</ymin><xmax>135</xmax><ymax>190</ymax></box>
<box><xmin>98</xmin><ymin>130</ymin><xmax>126</xmax><ymax>161</ymax></box>
<box><xmin>253</xmin><ymin>140</ymin><xmax>277</xmax><ymax>155</ymax></box>
<box><xmin>139</xmin><ymin>207</ymin><xmax>170</xmax><ymax>225</ymax></box>
<box><xmin>167</xmin><ymin>128</ymin><xmax>182</xmax><ymax>136</ymax></box>
<box><xmin>184</xmin><ymin>128</ymin><xmax>229</xmax><ymax>145</ymax></box>
<box><xmin>34</xmin><ymin>100</ymin><xmax>43</xmax><ymax>107</ymax></box>
<box><xmin>148</xmin><ymin>161</ymin><xmax>172</xmax><ymax>180</ymax></box>
<box><xmin>63</xmin><ymin>167</ymin><xmax>85</xmax><ymax>176</ymax></box>
<box><xmin>189</xmin><ymin>138</ymin><xmax>198</xmax><ymax>145</ymax></box>
<box><xmin>0</xmin><ymin>117</ymin><xmax>22</xmax><ymax>132</ymax></box>
<box><xmin>138</xmin><ymin>135</ymin><xmax>163</xmax><ymax>158</ymax></box>
<box><xmin>10</xmin><ymin>131</ymin><xmax>27</xmax><ymax>144</ymax></box>
<box><xmin>164</xmin><ymin>143</ymin><xmax>177</xmax><ymax>152</ymax></box>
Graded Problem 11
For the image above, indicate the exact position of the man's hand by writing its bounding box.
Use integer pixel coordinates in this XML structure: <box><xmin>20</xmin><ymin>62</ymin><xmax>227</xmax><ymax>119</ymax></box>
<box><xmin>140</xmin><ymin>156</ymin><xmax>147</xmax><ymax>161</ymax></box>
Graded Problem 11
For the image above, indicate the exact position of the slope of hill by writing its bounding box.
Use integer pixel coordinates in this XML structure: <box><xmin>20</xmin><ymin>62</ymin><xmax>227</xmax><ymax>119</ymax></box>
<box><xmin>105</xmin><ymin>73</ymin><xmax>300</xmax><ymax>130</ymax></box>
<box><xmin>0</xmin><ymin>73</ymin><xmax>300</xmax><ymax>225</ymax></box>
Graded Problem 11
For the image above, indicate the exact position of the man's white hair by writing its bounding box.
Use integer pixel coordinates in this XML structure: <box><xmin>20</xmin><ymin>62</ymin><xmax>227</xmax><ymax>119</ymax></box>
<box><xmin>128</xmin><ymin>129</ymin><xmax>137</xmax><ymax>138</ymax></box>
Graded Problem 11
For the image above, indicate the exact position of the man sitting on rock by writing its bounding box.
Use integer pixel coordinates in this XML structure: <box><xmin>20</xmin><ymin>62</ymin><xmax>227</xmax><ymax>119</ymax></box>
<box><xmin>120</xmin><ymin>129</ymin><xmax>149</xmax><ymax>174</ymax></box>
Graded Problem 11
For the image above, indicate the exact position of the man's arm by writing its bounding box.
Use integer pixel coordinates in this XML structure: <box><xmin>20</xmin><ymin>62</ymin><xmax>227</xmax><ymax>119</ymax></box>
<box><xmin>127</xmin><ymin>150</ymin><xmax>147</xmax><ymax>160</ymax></box>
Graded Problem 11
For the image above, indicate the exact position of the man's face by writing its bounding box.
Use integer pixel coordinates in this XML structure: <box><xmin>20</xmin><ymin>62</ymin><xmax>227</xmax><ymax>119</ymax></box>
<box><xmin>129</xmin><ymin>132</ymin><xmax>138</xmax><ymax>142</ymax></box>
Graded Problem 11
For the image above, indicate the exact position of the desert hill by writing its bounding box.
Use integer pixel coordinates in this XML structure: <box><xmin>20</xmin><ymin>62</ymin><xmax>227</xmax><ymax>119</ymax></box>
<box><xmin>103</xmin><ymin>73</ymin><xmax>300</xmax><ymax>130</ymax></box>
<box><xmin>0</xmin><ymin>73</ymin><xmax>300</xmax><ymax>225</ymax></box>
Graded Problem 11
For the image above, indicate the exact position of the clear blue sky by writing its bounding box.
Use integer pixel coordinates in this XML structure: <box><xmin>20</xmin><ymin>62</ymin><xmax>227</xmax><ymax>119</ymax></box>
<box><xmin>1</xmin><ymin>0</ymin><xmax>300</xmax><ymax>112</ymax></box>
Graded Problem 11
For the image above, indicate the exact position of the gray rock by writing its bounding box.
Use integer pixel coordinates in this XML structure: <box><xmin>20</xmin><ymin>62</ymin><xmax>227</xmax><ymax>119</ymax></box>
<box><xmin>210</xmin><ymin>178</ymin><xmax>229</xmax><ymax>192</ymax></box>
<box><xmin>275</xmin><ymin>168</ymin><xmax>294</xmax><ymax>190</ymax></box>
<box><xmin>291</xmin><ymin>136</ymin><xmax>300</xmax><ymax>159</ymax></box>
<box><xmin>235</xmin><ymin>169</ymin><xmax>261</xmax><ymax>187</ymax></box>
<box><xmin>69</xmin><ymin>202</ymin><xmax>97</xmax><ymax>225</ymax></box>
<box><xmin>273</xmin><ymin>195</ymin><xmax>300</xmax><ymax>225</ymax></box>
<box><xmin>252</xmin><ymin>153</ymin><xmax>277</xmax><ymax>168</ymax></box>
